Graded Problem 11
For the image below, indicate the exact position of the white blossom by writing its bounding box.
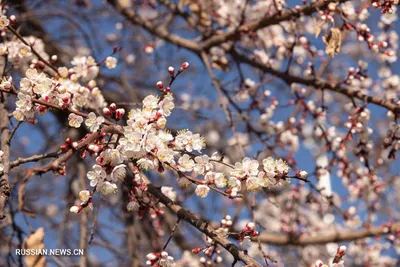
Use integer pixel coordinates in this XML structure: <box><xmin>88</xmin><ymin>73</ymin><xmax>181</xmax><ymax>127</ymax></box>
<box><xmin>99</xmin><ymin>181</ymin><xmax>118</xmax><ymax>195</ymax></box>
<box><xmin>105</xmin><ymin>56</ymin><xmax>117</xmax><ymax>69</ymax></box>
<box><xmin>127</xmin><ymin>201</ymin><xmax>140</xmax><ymax>212</ymax></box>
<box><xmin>143</xmin><ymin>95</ymin><xmax>159</xmax><ymax>110</ymax></box>
<box><xmin>195</xmin><ymin>185</ymin><xmax>210</xmax><ymax>198</ymax></box>
<box><xmin>177</xmin><ymin>154</ymin><xmax>195</xmax><ymax>172</ymax></box>
<box><xmin>205</xmin><ymin>171</ymin><xmax>227</xmax><ymax>188</ymax></box>
<box><xmin>159</xmin><ymin>94</ymin><xmax>175</xmax><ymax>116</ymax></box>
<box><xmin>0</xmin><ymin>16</ymin><xmax>9</xmax><ymax>27</ymax></box>
<box><xmin>85</xmin><ymin>112</ymin><xmax>104</xmax><ymax>132</ymax></box>
<box><xmin>68</xmin><ymin>113</ymin><xmax>83</xmax><ymax>128</ymax></box>
<box><xmin>79</xmin><ymin>190</ymin><xmax>91</xmax><ymax>202</ymax></box>
<box><xmin>111</xmin><ymin>164</ymin><xmax>127</xmax><ymax>181</ymax></box>
<box><xmin>87</xmin><ymin>165</ymin><xmax>106</xmax><ymax>187</ymax></box>
<box><xmin>194</xmin><ymin>155</ymin><xmax>213</xmax><ymax>175</ymax></box>
<box><xmin>231</xmin><ymin>157</ymin><xmax>259</xmax><ymax>178</ymax></box>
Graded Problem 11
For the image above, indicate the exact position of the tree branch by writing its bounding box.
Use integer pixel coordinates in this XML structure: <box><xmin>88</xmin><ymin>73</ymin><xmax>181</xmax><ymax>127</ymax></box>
<box><xmin>17</xmin><ymin>125</ymin><xmax>123</xmax><ymax>215</ymax></box>
<box><xmin>106</xmin><ymin>0</ymin><xmax>201</xmax><ymax>53</ymax></box>
<box><xmin>200</xmin><ymin>0</ymin><xmax>350</xmax><ymax>50</ymax></box>
<box><xmin>230</xmin><ymin>49</ymin><xmax>400</xmax><ymax>114</ymax></box>
<box><xmin>257</xmin><ymin>222</ymin><xmax>400</xmax><ymax>246</ymax></box>
<box><xmin>0</xmin><ymin>95</ymin><xmax>11</xmax><ymax>219</ymax></box>
<box><xmin>146</xmin><ymin>184</ymin><xmax>262</xmax><ymax>266</ymax></box>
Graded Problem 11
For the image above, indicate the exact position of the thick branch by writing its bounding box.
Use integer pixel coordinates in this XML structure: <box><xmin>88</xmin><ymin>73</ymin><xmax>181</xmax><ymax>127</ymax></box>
<box><xmin>106</xmin><ymin>0</ymin><xmax>201</xmax><ymax>53</ymax></box>
<box><xmin>0</xmin><ymin>96</ymin><xmax>10</xmax><ymax>219</ymax></box>
<box><xmin>257</xmin><ymin>222</ymin><xmax>400</xmax><ymax>246</ymax></box>
<box><xmin>200</xmin><ymin>0</ymin><xmax>349</xmax><ymax>50</ymax></box>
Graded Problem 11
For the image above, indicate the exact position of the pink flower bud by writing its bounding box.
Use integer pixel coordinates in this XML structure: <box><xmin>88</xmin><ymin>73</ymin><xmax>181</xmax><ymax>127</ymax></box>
<box><xmin>103</xmin><ymin>107</ymin><xmax>111</xmax><ymax>117</ymax></box>
<box><xmin>156</xmin><ymin>81</ymin><xmax>163</xmax><ymax>89</ymax></box>
<box><xmin>192</xmin><ymin>248</ymin><xmax>202</xmax><ymax>254</ymax></box>
<box><xmin>246</xmin><ymin>222</ymin><xmax>255</xmax><ymax>230</ymax></box>
<box><xmin>181</xmin><ymin>62</ymin><xmax>189</xmax><ymax>70</ymax></box>
<box><xmin>168</xmin><ymin>66</ymin><xmax>174</xmax><ymax>76</ymax></box>
<box><xmin>60</xmin><ymin>144</ymin><xmax>69</xmax><ymax>151</ymax></box>
<box><xmin>109</xmin><ymin>103</ymin><xmax>117</xmax><ymax>111</ymax></box>
<box><xmin>115</xmin><ymin>108</ymin><xmax>125</xmax><ymax>120</ymax></box>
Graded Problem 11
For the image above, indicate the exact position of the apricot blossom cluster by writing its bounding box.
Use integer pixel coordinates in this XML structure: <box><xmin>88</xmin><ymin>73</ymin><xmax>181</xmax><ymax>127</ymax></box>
<box><xmin>27</xmin><ymin>58</ymin><xmax>306</xmax><ymax>215</ymax></box>
<box><xmin>69</xmin><ymin>87</ymin><xmax>307</xmax><ymax>208</ymax></box>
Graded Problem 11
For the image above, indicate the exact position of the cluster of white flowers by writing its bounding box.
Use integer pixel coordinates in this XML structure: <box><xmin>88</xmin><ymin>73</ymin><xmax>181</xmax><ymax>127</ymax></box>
<box><xmin>118</xmin><ymin>93</ymin><xmax>177</xmax><ymax>161</ymax></box>
<box><xmin>70</xmin><ymin>55</ymin><xmax>99</xmax><ymax>81</ymax></box>
<box><xmin>87</xmin><ymin>148</ymin><xmax>127</xmax><ymax>195</ymax></box>
<box><xmin>229</xmin><ymin>157</ymin><xmax>290</xmax><ymax>193</ymax></box>
<box><xmin>146</xmin><ymin>251</ymin><xmax>175</xmax><ymax>267</ymax></box>
<box><xmin>0</xmin><ymin>36</ymin><xmax>48</xmax><ymax>69</ymax></box>
<box><xmin>64</xmin><ymin>67</ymin><xmax>300</xmax><ymax>208</ymax></box>
<box><xmin>65</xmin><ymin>67</ymin><xmax>301</xmax><ymax>216</ymax></box>
<box><xmin>4</xmin><ymin>44</ymin><xmax>108</xmax><ymax>121</ymax></box>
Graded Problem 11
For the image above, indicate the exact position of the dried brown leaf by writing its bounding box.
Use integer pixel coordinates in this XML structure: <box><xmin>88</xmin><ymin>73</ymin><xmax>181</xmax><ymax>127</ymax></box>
<box><xmin>323</xmin><ymin>28</ymin><xmax>342</xmax><ymax>58</ymax></box>
<box><xmin>313</xmin><ymin>17</ymin><xmax>322</xmax><ymax>37</ymax></box>
<box><xmin>23</xmin><ymin>228</ymin><xmax>46</xmax><ymax>267</ymax></box>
